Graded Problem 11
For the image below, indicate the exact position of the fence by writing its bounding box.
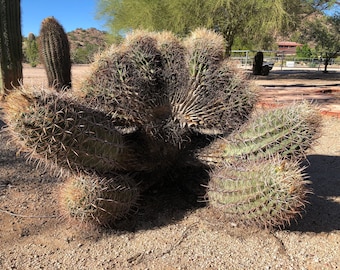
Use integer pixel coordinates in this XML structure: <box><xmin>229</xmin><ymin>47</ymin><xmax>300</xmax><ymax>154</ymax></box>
<box><xmin>230</xmin><ymin>50</ymin><xmax>340</xmax><ymax>71</ymax></box>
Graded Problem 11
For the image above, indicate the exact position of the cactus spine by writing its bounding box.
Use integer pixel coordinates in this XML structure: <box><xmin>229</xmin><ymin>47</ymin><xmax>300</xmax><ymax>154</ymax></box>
<box><xmin>3</xmin><ymin>89</ymin><xmax>147</xmax><ymax>174</ymax></box>
<box><xmin>207</xmin><ymin>158</ymin><xmax>310</xmax><ymax>228</ymax></box>
<box><xmin>39</xmin><ymin>17</ymin><xmax>71</xmax><ymax>90</ymax></box>
<box><xmin>2</xmin><ymin>29</ymin><xmax>322</xmax><ymax>229</ymax></box>
<box><xmin>0</xmin><ymin>0</ymin><xmax>23</xmax><ymax>94</ymax></box>
<box><xmin>59</xmin><ymin>172</ymin><xmax>139</xmax><ymax>226</ymax></box>
<box><xmin>197</xmin><ymin>102</ymin><xmax>321</xmax><ymax>166</ymax></box>
<box><xmin>173</xmin><ymin>29</ymin><xmax>257</xmax><ymax>135</ymax></box>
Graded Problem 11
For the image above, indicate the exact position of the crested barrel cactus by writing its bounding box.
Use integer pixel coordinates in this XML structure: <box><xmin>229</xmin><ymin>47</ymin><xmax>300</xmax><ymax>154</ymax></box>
<box><xmin>2</xmin><ymin>28</ymin><xmax>321</xmax><ymax>228</ymax></box>
<box><xmin>82</xmin><ymin>29</ymin><xmax>256</xmax><ymax>143</ymax></box>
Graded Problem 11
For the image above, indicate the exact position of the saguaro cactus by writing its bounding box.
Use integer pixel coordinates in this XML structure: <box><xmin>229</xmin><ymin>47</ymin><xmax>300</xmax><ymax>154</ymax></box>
<box><xmin>39</xmin><ymin>17</ymin><xmax>71</xmax><ymax>90</ymax></box>
<box><xmin>0</xmin><ymin>0</ymin><xmax>23</xmax><ymax>95</ymax></box>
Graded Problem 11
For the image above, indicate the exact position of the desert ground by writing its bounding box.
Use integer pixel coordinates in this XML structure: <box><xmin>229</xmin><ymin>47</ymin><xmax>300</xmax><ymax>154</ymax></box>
<box><xmin>0</xmin><ymin>64</ymin><xmax>339</xmax><ymax>269</ymax></box>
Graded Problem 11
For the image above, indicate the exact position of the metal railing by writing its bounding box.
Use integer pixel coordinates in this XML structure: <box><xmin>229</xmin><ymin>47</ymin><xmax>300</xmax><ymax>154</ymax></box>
<box><xmin>230</xmin><ymin>50</ymin><xmax>340</xmax><ymax>71</ymax></box>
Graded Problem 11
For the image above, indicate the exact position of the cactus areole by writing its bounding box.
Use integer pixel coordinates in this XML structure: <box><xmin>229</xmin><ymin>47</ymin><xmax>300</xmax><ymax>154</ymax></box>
<box><xmin>0</xmin><ymin>0</ymin><xmax>23</xmax><ymax>94</ymax></box>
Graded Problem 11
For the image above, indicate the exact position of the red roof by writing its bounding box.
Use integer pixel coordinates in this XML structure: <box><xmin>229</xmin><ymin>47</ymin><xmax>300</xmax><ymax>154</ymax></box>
<box><xmin>277</xmin><ymin>41</ymin><xmax>302</xmax><ymax>46</ymax></box>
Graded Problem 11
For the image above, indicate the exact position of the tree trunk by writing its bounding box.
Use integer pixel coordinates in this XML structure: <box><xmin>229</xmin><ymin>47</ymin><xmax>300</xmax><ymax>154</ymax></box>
<box><xmin>323</xmin><ymin>58</ymin><xmax>329</xmax><ymax>73</ymax></box>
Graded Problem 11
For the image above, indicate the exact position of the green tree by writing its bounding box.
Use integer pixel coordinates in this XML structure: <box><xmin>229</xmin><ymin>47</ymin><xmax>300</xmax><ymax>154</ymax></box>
<box><xmin>296</xmin><ymin>44</ymin><xmax>313</xmax><ymax>58</ymax></box>
<box><xmin>298</xmin><ymin>13</ymin><xmax>339</xmax><ymax>72</ymax></box>
<box><xmin>24</xmin><ymin>33</ymin><xmax>39</xmax><ymax>67</ymax></box>
<box><xmin>96</xmin><ymin>0</ymin><xmax>293</xmax><ymax>55</ymax></box>
<box><xmin>72</xmin><ymin>44</ymin><xmax>100</xmax><ymax>64</ymax></box>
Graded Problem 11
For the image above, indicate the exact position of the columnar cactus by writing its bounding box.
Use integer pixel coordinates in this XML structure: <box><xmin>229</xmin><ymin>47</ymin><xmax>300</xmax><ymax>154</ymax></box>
<box><xmin>39</xmin><ymin>17</ymin><xmax>71</xmax><ymax>90</ymax></box>
<box><xmin>0</xmin><ymin>0</ymin><xmax>23</xmax><ymax>94</ymax></box>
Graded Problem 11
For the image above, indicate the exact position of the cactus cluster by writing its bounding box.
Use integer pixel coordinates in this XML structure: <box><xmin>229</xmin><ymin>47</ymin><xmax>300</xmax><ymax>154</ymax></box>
<box><xmin>2</xmin><ymin>28</ymin><xmax>321</xmax><ymax>229</ymax></box>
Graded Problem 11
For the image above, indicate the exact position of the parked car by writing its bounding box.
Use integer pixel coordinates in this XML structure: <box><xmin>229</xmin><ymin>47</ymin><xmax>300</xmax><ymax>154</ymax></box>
<box><xmin>263</xmin><ymin>61</ymin><xmax>274</xmax><ymax>70</ymax></box>
<box><xmin>261</xmin><ymin>61</ymin><xmax>274</xmax><ymax>75</ymax></box>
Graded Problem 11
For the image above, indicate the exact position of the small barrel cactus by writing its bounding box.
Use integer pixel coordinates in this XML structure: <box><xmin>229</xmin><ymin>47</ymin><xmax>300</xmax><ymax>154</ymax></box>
<box><xmin>207</xmin><ymin>158</ymin><xmax>310</xmax><ymax>228</ymax></box>
<box><xmin>59</xmin><ymin>172</ymin><xmax>139</xmax><ymax>226</ymax></box>
<box><xmin>39</xmin><ymin>16</ymin><xmax>71</xmax><ymax>90</ymax></box>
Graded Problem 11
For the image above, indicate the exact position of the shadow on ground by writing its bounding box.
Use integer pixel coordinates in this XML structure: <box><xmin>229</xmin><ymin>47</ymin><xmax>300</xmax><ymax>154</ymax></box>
<box><xmin>251</xmin><ymin>70</ymin><xmax>340</xmax><ymax>81</ymax></box>
<box><xmin>290</xmin><ymin>155</ymin><xmax>340</xmax><ymax>233</ymax></box>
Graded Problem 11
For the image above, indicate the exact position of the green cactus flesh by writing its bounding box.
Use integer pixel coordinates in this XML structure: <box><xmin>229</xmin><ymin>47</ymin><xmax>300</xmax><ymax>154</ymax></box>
<box><xmin>39</xmin><ymin>17</ymin><xmax>71</xmax><ymax>90</ymax></box>
<box><xmin>0</xmin><ymin>0</ymin><xmax>23</xmax><ymax>93</ymax></box>
<box><xmin>82</xmin><ymin>29</ymin><xmax>257</xmax><ymax>144</ymax></box>
<box><xmin>197</xmin><ymin>102</ymin><xmax>321</xmax><ymax>166</ymax></box>
<box><xmin>1</xmin><ymin>29</ymin><xmax>322</xmax><ymax>229</ymax></box>
<box><xmin>207</xmin><ymin>158</ymin><xmax>310</xmax><ymax>228</ymax></box>
<box><xmin>3</xmin><ymin>90</ymin><xmax>144</xmax><ymax>174</ymax></box>
<box><xmin>59</xmin><ymin>172</ymin><xmax>139</xmax><ymax>226</ymax></box>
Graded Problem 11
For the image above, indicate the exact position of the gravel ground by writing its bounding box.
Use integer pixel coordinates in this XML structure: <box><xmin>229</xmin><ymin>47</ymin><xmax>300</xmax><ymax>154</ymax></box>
<box><xmin>0</xmin><ymin>66</ymin><xmax>339</xmax><ymax>269</ymax></box>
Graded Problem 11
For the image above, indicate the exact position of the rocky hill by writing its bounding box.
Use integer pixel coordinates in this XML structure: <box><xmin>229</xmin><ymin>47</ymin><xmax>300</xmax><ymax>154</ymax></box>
<box><xmin>67</xmin><ymin>28</ymin><xmax>109</xmax><ymax>64</ymax></box>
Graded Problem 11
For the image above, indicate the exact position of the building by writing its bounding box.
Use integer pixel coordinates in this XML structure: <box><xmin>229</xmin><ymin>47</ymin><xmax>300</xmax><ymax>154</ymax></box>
<box><xmin>277</xmin><ymin>41</ymin><xmax>302</xmax><ymax>55</ymax></box>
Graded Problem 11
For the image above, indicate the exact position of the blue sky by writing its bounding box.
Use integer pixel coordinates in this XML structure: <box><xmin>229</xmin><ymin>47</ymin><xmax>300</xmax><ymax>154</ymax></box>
<box><xmin>21</xmin><ymin>0</ymin><xmax>106</xmax><ymax>37</ymax></box>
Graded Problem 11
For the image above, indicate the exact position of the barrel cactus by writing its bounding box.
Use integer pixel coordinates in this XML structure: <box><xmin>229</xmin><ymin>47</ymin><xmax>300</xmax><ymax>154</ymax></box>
<box><xmin>2</xmin><ymin>28</ymin><xmax>322</xmax><ymax>229</ymax></box>
<box><xmin>82</xmin><ymin>29</ymin><xmax>257</xmax><ymax>144</ymax></box>
<box><xmin>197</xmin><ymin>101</ymin><xmax>321</xmax><ymax>166</ymax></box>
<box><xmin>207</xmin><ymin>158</ymin><xmax>310</xmax><ymax>228</ymax></box>
<box><xmin>39</xmin><ymin>16</ymin><xmax>71</xmax><ymax>90</ymax></box>
<box><xmin>2</xmin><ymin>89</ymin><xmax>147</xmax><ymax>175</ymax></box>
<box><xmin>59</xmin><ymin>172</ymin><xmax>139</xmax><ymax>226</ymax></box>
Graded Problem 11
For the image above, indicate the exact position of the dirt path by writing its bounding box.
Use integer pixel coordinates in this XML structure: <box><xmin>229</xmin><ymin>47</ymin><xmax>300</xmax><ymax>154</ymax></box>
<box><xmin>0</xmin><ymin>66</ymin><xmax>339</xmax><ymax>269</ymax></box>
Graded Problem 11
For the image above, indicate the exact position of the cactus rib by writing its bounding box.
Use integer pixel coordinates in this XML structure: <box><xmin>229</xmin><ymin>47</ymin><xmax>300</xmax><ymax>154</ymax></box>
<box><xmin>207</xmin><ymin>158</ymin><xmax>311</xmax><ymax>228</ymax></box>
<box><xmin>59</xmin><ymin>172</ymin><xmax>139</xmax><ymax>226</ymax></box>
